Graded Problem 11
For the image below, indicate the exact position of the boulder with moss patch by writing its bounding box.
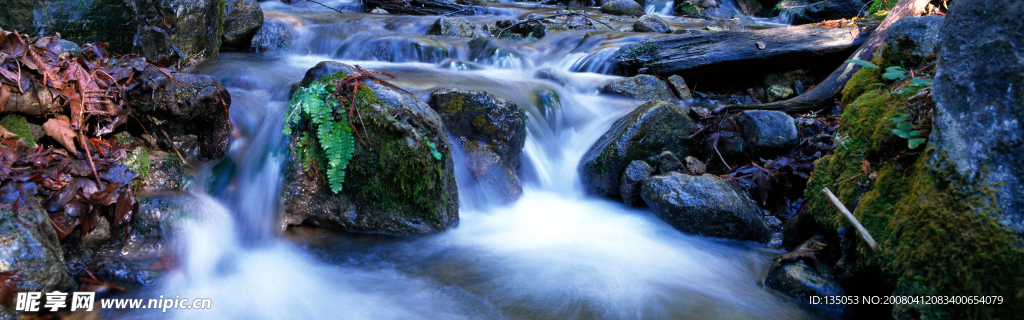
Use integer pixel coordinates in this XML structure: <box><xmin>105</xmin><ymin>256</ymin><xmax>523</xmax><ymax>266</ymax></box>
<box><xmin>0</xmin><ymin>207</ymin><xmax>75</xmax><ymax>318</ymax></box>
<box><xmin>281</xmin><ymin>62</ymin><xmax>459</xmax><ymax>235</ymax></box>
<box><xmin>428</xmin><ymin>88</ymin><xmax>527</xmax><ymax>203</ymax></box>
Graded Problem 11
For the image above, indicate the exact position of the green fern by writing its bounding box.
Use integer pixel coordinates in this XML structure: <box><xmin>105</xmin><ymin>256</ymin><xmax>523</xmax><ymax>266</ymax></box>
<box><xmin>284</xmin><ymin>82</ymin><xmax>356</xmax><ymax>193</ymax></box>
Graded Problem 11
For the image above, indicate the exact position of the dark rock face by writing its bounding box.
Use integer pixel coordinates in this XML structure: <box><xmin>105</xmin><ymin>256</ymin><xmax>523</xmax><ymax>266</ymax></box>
<box><xmin>250</xmin><ymin>18</ymin><xmax>292</xmax><ymax>52</ymax></box>
<box><xmin>493</xmin><ymin>19</ymin><xmax>547</xmax><ymax>39</ymax></box>
<box><xmin>130</xmin><ymin>0</ymin><xmax>226</xmax><ymax>66</ymax></box>
<box><xmin>639</xmin><ymin>172</ymin><xmax>771</xmax><ymax>242</ymax></box>
<box><xmin>764</xmin><ymin>236</ymin><xmax>846</xmax><ymax>312</ymax></box>
<box><xmin>931</xmin><ymin>0</ymin><xmax>1024</xmax><ymax>236</ymax></box>
<box><xmin>793</xmin><ymin>0</ymin><xmax>865</xmax><ymax>24</ymax></box>
<box><xmin>657</xmin><ymin>151</ymin><xmax>684</xmax><ymax>173</ymax></box>
<box><xmin>222</xmin><ymin>0</ymin><xmax>265</xmax><ymax>50</ymax></box>
<box><xmin>427</xmin><ymin>18</ymin><xmax>477</xmax><ymax>37</ymax></box>
<box><xmin>125</xmin><ymin>61</ymin><xmax>233</xmax><ymax>161</ymax></box>
<box><xmin>738</xmin><ymin>110</ymin><xmax>799</xmax><ymax>151</ymax></box>
<box><xmin>0</xmin><ymin>208</ymin><xmax>75</xmax><ymax>318</ymax></box>
<box><xmin>619</xmin><ymin>160</ymin><xmax>653</xmax><ymax>207</ymax></box>
<box><xmin>881</xmin><ymin>15</ymin><xmax>943</xmax><ymax>66</ymax></box>
<box><xmin>601</xmin><ymin>0</ymin><xmax>645</xmax><ymax>16</ymax></box>
<box><xmin>282</xmin><ymin>63</ymin><xmax>459</xmax><ymax>235</ymax></box>
<box><xmin>579</xmin><ymin>101</ymin><xmax>697</xmax><ymax>197</ymax></box>
<box><xmin>601</xmin><ymin>75</ymin><xmax>679</xmax><ymax>103</ymax></box>
<box><xmin>634</xmin><ymin>15</ymin><xmax>671</xmax><ymax>33</ymax></box>
<box><xmin>428</xmin><ymin>88</ymin><xmax>528</xmax><ymax>203</ymax></box>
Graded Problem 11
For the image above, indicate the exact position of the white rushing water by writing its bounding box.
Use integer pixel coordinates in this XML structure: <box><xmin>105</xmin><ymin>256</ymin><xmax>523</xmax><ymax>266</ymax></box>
<box><xmin>127</xmin><ymin>3</ymin><xmax>817</xmax><ymax>319</ymax></box>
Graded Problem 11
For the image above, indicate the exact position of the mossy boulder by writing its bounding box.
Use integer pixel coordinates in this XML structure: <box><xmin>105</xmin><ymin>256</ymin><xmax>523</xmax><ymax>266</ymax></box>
<box><xmin>427</xmin><ymin>18</ymin><xmax>477</xmax><ymax>38</ymax></box>
<box><xmin>578</xmin><ymin>100</ymin><xmax>697</xmax><ymax>197</ymax></box>
<box><xmin>428</xmin><ymin>88</ymin><xmax>528</xmax><ymax>203</ymax></box>
<box><xmin>879</xmin><ymin>15</ymin><xmax>942</xmax><ymax>67</ymax></box>
<box><xmin>0</xmin><ymin>207</ymin><xmax>75</xmax><ymax>318</ymax></box>
<box><xmin>282</xmin><ymin>63</ymin><xmax>459</xmax><ymax>235</ymax></box>
<box><xmin>0</xmin><ymin>115</ymin><xmax>43</xmax><ymax>147</ymax></box>
<box><xmin>639</xmin><ymin>172</ymin><xmax>771</xmax><ymax>242</ymax></box>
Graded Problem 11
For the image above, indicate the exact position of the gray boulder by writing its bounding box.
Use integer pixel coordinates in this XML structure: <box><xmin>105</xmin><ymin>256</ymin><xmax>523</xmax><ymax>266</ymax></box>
<box><xmin>0</xmin><ymin>208</ymin><xmax>74</xmax><ymax>318</ymax></box>
<box><xmin>601</xmin><ymin>75</ymin><xmax>679</xmax><ymax>102</ymax></box>
<box><xmin>250</xmin><ymin>18</ymin><xmax>292</xmax><ymax>52</ymax></box>
<box><xmin>579</xmin><ymin>101</ymin><xmax>697</xmax><ymax>197</ymax></box>
<box><xmin>764</xmin><ymin>236</ymin><xmax>846</xmax><ymax>311</ymax></box>
<box><xmin>634</xmin><ymin>15</ymin><xmax>671</xmax><ymax>33</ymax></box>
<box><xmin>222</xmin><ymin>0</ymin><xmax>264</xmax><ymax>50</ymax></box>
<box><xmin>124</xmin><ymin>59</ymin><xmax>233</xmax><ymax>161</ymax></box>
<box><xmin>282</xmin><ymin>62</ymin><xmax>459</xmax><ymax>235</ymax></box>
<box><xmin>931</xmin><ymin>0</ymin><xmax>1024</xmax><ymax>236</ymax></box>
<box><xmin>601</xmin><ymin>0</ymin><xmax>645</xmax><ymax>16</ymax></box>
<box><xmin>427</xmin><ymin>17</ymin><xmax>477</xmax><ymax>37</ymax></box>
<box><xmin>640</xmin><ymin>172</ymin><xmax>771</xmax><ymax>242</ymax></box>
<box><xmin>657</xmin><ymin>151</ymin><xmax>684</xmax><ymax>173</ymax></box>
<box><xmin>738</xmin><ymin>110</ymin><xmax>799</xmax><ymax>150</ymax></box>
<box><xmin>428</xmin><ymin>88</ymin><xmax>528</xmax><ymax>203</ymax></box>
<box><xmin>619</xmin><ymin>160</ymin><xmax>654</xmax><ymax>207</ymax></box>
<box><xmin>666</xmin><ymin>75</ymin><xmax>693</xmax><ymax>100</ymax></box>
<box><xmin>881</xmin><ymin>15</ymin><xmax>944</xmax><ymax>66</ymax></box>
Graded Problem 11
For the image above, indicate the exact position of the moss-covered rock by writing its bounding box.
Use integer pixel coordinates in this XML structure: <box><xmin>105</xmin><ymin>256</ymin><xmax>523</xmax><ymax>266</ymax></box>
<box><xmin>0</xmin><ymin>115</ymin><xmax>42</xmax><ymax>147</ymax></box>
<box><xmin>578</xmin><ymin>100</ymin><xmax>697</xmax><ymax>197</ymax></box>
<box><xmin>428</xmin><ymin>88</ymin><xmax>527</xmax><ymax>203</ymax></box>
<box><xmin>0</xmin><ymin>207</ymin><xmax>75</xmax><ymax>318</ymax></box>
<box><xmin>282</xmin><ymin>63</ymin><xmax>458</xmax><ymax>235</ymax></box>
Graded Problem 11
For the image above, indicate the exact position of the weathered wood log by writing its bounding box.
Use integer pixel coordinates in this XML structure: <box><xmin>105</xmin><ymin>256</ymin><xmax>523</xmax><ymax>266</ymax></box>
<box><xmin>363</xmin><ymin>0</ymin><xmax>473</xmax><ymax>15</ymax></box>
<box><xmin>720</xmin><ymin>0</ymin><xmax>931</xmax><ymax>112</ymax></box>
<box><xmin>617</xmin><ymin>23</ymin><xmax>877</xmax><ymax>76</ymax></box>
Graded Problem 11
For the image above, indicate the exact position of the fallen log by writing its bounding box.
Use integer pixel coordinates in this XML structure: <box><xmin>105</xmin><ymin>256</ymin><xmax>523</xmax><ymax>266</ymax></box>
<box><xmin>617</xmin><ymin>22</ymin><xmax>876</xmax><ymax>76</ymax></box>
<box><xmin>719</xmin><ymin>0</ymin><xmax>931</xmax><ymax>112</ymax></box>
<box><xmin>363</xmin><ymin>0</ymin><xmax>473</xmax><ymax>15</ymax></box>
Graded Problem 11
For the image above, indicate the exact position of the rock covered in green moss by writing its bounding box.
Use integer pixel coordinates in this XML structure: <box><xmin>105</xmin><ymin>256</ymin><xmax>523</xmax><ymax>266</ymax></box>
<box><xmin>879</xmin><ymin>15</ymin><xmax>942</xmax><ymax>67</ymax></box>
<box><xmin>640</xmin><ymin>172</ymin><xmax>771</xmax><ymax>242</ymax></box>
<box><xmin>282</xmin><ymin>63</ymin><xmax>458</xmax><ymax>235</ymax></box>
<box><xmin>0</xmin><ymin>114</ymin><xmax>42</xmax><ymax>147</ymax></box>
<box><xmin>0</xmin><ymin>207</ymin><xmax>75</xmax><ymax>318</ymax></box>
<box><xmin>579</xmin><ymin>100</ymin><xmax>697</xmax><ymax>197</ymax></box>
<box><xmin>428</xmin><ymin>88</ymin><xmax>527</xmax><ymax>203</ymax></box>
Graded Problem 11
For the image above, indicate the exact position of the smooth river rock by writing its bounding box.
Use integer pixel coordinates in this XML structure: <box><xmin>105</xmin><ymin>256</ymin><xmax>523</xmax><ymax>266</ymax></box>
<box><xmin>639</xmin><ymin>172</ymin><xmax>771</xmax><ymax>242</ymax></box>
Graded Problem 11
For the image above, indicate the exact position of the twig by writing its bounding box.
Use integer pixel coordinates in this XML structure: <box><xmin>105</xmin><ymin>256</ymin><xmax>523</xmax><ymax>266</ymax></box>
<box><xmin>297</xmin><ymin>0</ymin><xmax>345</xmax><ymax>14</ymax></box>
<box><xmin>158</xmin><ymin>127</ymin><xmax>186</xmax><ymax>162</ymax></box>
<box><xmin>713</xmin><ymin>144</ymin><xmax>729</xmax><ymax>168</ymax></box>
<box><xmin>822</xmin><ymin>187</ymin><xmax>879</xmax><ymax>251</ymax></box>
<box><xmin>79</xmin><ymin>131</ymin><xmax>101</xmax><ymax>185</ymax></box>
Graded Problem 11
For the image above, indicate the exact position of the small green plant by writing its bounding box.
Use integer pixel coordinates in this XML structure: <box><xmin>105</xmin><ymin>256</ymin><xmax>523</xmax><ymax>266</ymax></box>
<box><xmin>889</xmin><ymin>115</ymin><xmax>925</xmax><ymax>149</ymax></box>
<box><xmin>284</xmin><ymin>82</ymin><xmax>356</xmax><ymax>194</ymax></box>
<box><xmin>882</xmin><ymin>66</ymin><xmax>907</xmax><ymax>80</ymax></box>
<box><xmin>845</xmin><ymin>59</ymin><xmax>880</xmax><ymax>69</ymax></box>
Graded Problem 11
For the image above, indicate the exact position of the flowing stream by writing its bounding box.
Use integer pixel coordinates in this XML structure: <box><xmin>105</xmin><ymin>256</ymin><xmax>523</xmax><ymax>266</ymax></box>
<box><xmin>129</xmin><ymin>2</ymin><xmax>818</xmax><ymax>319</ymax></box>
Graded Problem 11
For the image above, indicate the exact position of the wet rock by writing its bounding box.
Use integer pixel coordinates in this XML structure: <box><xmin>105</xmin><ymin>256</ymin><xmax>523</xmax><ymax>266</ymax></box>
<box><xmin>439</xmin><ymin>59</ymin><xmax>482</xmax><ymax>70</ymax></box>
<box><xmin>619</xmin><ymin>160</ymin><xmax>654</xmax><ymax>207</ymax></box>
<box><xmin>666</xmin><ymin>75</ymin><xmax>692</xmax><ymax>100</ymax></box>
<box><xmin>282</xmin><ymin>63</ymin><xmax>459</xmax><ymax>235</ymax></box>
<box><xmin>600</xmin><ymin>75</ymin><xmax>678</xmax><ymax>102</ymax></box>
<box><xmin>427</xmin><ymin>17</ymin><xmax>477</xmax><ymax>38</ymax></box>
<box><xmin>657</xmin><ymin>151</ymin><xmax>684</xmax><ymax>173</ymax></box>
<box><xmin>222</xmin><ymin>0</ymin><xmax>265</xmax><ymax>50</ymax></box>
<box><xmin>764</xmin><ymin>235</ymin><xmax>846</xmax><ymax>312</ymax></box>
<box><xmin>58</xmin><ymin>39</ymin><xmax>81</xmax><ymax>56</ymax></box>
<box><xmin>705</xmin><ymin>18</ymin><xmax>747</xmax><ymax>31</ymax></box>
<box><xmin>467</xmin><ymin>38</ymin><xmax>525</xmax><ymax>68</ymax></box>
<box><xmin>601</xmin><ymin>0</ymin><xmax>645</xmax><ymax>16</ymax></box>
<box><xmin>634</xmin><ymin>15</ymin><xmax>671</xmax><ymax>33</ymax></box>
<box><xmin>250</xmin><ymin>18</ymin><xmax>292</xmax><ymax>52</ymax></box>
<box><xmin>579</xmin><ymin>101</ymin><xmax>697</xmax><ymax>197</ymax></box>
<box><xmin>639</xmin><ymin>172</ymin><xmax>771</xmax><ymax>242</ymax></box>
<box><xmin>931</xmin><ymin>0</ymin><xmax>1024</xmax><ymax>236</ymax></box>
<box><xmin>738</xmin><ymin>110</ymin><xmax>799</xmax><ymax>150</ymax></box>
<box><xmin>763</xmin><ymin>70</ymin><xmax>815</xmax><ymax>92</ymax></box>
<box><xmin>493</xmin><ymin>19</ymin><xmax>547</xmax><ymax>39</ymax></box>
<box><xmin>792</xmin><ymin>0</ymin><xmax>866</xmax><ymax>24</ymax></box>
<box><xmin>0</xmin><ymin>207</ymin><xmax>75</xmax><ymax>317</ymax></box>
<box><xmin>125</xmin><ymin>60</ymin><xmax>233</xmax><ymax>161</ymax></box>
<box><xmin>766</xmin><ymin>84</ymin><xmax>795</xmax><ymax>102</ymax></box>
<box><xmin>298</xmin><ymin>61</ymin><xmax>357</xmax><ymax>89</ymax></box>
<box><xmin>340</xmin><ymin>36</ymin><xmax>450</xmax><ymax>63</ymax></box>
<box><xmin>428</xmin><ymin>88</ymin><xmax>528</xmax><ymax>203</ymax></box>
<box><xmin>674</xmin><ymin>1</ymin><xmax>708</xmax><ymax>17</ymax></box>
<box><xmin>881</xmin><ymin>15</ymin><xmax>943</xmax><ymax>66</ymax></box>
<box><xmin>371</xmin><ymin>8</ymin><xmax>389</xmax><ymax>14</ymax></box>
<box><xmin>131</xmin><ymin>0</ymin><xmax>230</xmax><ymax>66</ymax></box>
<box><xmin>534</xmin><ymin>68</ymin><xmax>568</xmax><ymax>86</ymax></box>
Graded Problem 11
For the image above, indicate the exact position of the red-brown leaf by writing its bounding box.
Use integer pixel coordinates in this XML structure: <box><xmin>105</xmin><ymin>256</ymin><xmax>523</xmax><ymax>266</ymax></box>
<box><xmin>0</xmin><ymin>271</ymin><xmax>18</xmax><ymax>306</ymax></box>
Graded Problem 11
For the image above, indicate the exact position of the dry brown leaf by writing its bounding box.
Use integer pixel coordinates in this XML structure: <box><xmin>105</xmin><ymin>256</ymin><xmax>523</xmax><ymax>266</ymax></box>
<box><xmin>861</xmin><ymin>160</ymin><xmax>870</xmax><ymax>174</ymax></box>
<box><xmin>0</xmin><ymin>125</ymin><xmax>16</xmax><ymax>139</ymax></box>
<box><xmin>43</xmin><ymin>117</ymin><xmax>78</xmax><ymax>153</ymax></box>
<box><xmin>0</xmin><ymin>84</ymin><xmax>9</xmax><ymax>111</ymax></box>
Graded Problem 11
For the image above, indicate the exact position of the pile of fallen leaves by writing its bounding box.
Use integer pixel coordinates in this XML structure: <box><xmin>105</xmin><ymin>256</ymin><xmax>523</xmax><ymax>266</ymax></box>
<box><xmin>0</xmin><ymin>27</ymin><xmax>173</xmax><ymax>241</ymax></box>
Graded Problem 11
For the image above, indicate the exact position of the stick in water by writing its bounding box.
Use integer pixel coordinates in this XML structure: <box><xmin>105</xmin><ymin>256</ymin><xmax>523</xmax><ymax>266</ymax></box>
<box><xmin>822</xmin><ymin>187</ymin><xmax>879</xmax><ymax>251</ymax></box>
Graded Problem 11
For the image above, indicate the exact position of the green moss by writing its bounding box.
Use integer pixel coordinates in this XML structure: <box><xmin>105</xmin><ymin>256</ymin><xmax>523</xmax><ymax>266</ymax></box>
<box><xmin>675</xmin><ymin>1</ymin><xmax>703</xmax><ymax>16</ymax></box>
<box><xmin>867</xmin><ymin>0</ymin><xmax>898</xmax><ymax>16</ymax></box>
<box><xmin>216</xmin><ymin>0</ymin><xmax>226</xmax><ymax>51</ymax></box>
<box><xmin>0</xmin><ymin>115</ymin><xmax>37</xmax><ymax>147</ymax></box>
<box><xmin>113</xmin><ymin>131</ymin><xmax>134</xmax><ymax>144</ymax></box>
<box><xmin>616</xmin><ymin>42</ymin><xmax>662</xmax><ymax>62</ymax></box>
<box><xmin>121</xmin><ymin>146</ymin><xmax>151</xmax><ymax>181</ymax></box>
<box><xmin>803</xmin><ymin>65</ymin><xmax>1024</xmax><ymax>318</ymax></box>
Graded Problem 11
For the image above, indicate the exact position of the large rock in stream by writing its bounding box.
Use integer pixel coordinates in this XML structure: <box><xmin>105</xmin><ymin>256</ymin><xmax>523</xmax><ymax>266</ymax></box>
<box><xmin>640</xmin><ymin>173</ymin><xmax>771</xmax><ymax>242</ymax></box>
<box><xmin>428</xmin><ymin>88</ymin><xmax>528</xmax><ymax>203</ymax></box>
<box><xmin>578</xmin><ymin>100</ymin><xmax>697</xmax><ymax>197</ymax></box>
<box><xmin>282</xmin><ymin>62</ymin><xmax>459</xmax><ymax>235</ymax></box>
<box><xmin>930</xmin><ymin>0</ymin><xmax>1024</xmax><ymax>236</ymax></box>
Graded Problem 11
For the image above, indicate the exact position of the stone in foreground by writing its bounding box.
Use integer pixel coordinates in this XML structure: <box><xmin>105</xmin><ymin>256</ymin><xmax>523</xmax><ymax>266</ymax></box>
<box><xmin>640</xmin><ymin>172</ymin><xmax>771</xmax><ymax>242</ymax></box>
